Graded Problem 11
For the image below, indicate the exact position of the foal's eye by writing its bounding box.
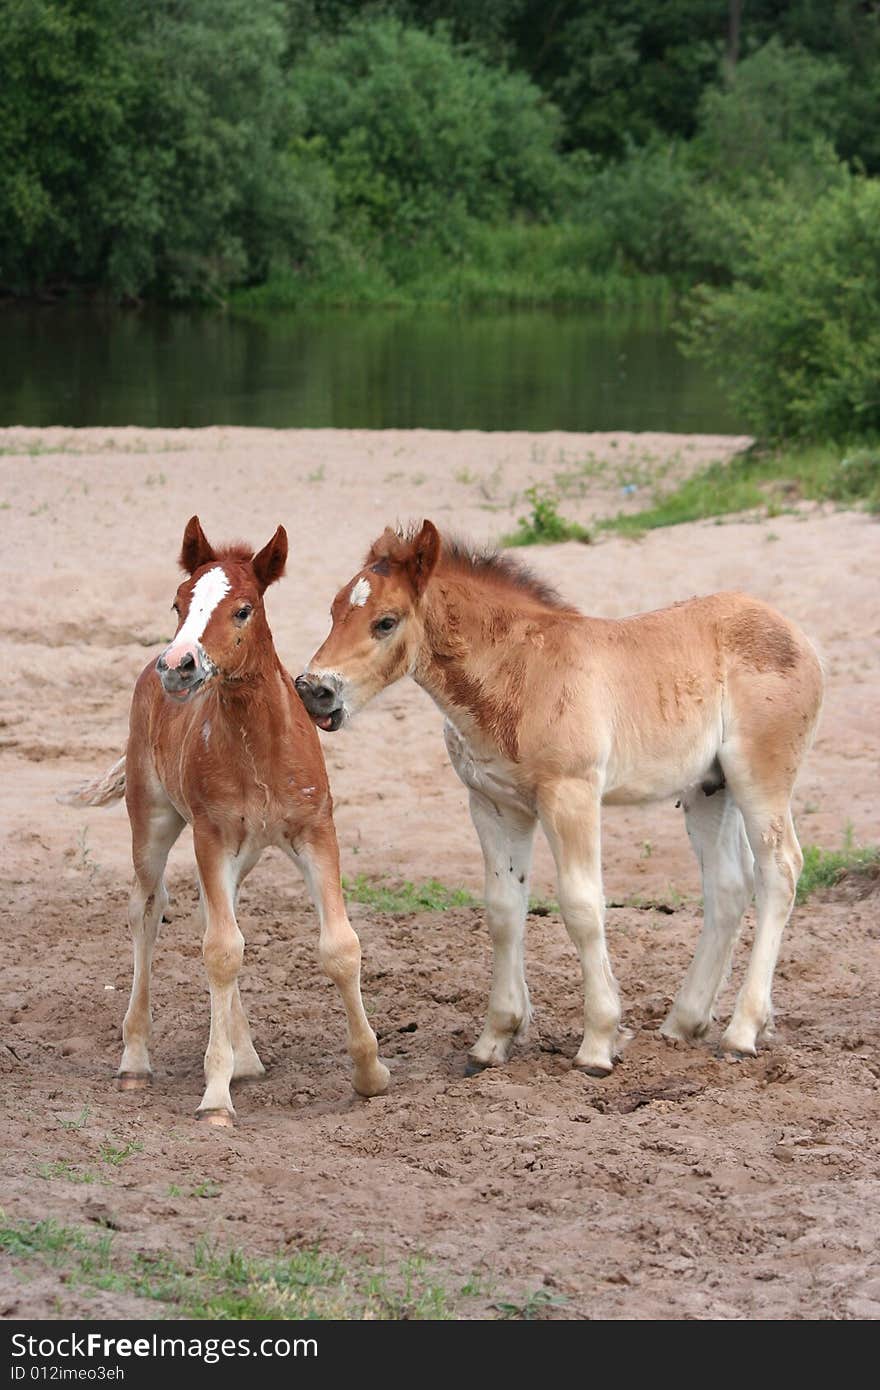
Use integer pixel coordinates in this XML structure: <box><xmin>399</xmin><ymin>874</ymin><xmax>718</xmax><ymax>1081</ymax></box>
<box><xmin>234</xmin><ymin>605</ymin><xmax>252</xmax><ymax>623</ymax></box>
<box><xmin>171</xmin><ymin>602</ymin><xmax>180</xmax><ymax>615</ymax></box>
<box><xmin>372</xmin><ymin>615</ymin><xmax>398</xmax><ymax>636</ymax></box>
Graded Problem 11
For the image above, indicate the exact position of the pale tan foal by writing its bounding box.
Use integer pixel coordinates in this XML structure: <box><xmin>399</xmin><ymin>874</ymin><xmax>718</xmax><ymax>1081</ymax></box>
<box><xmin>295</xmin><ymin>521</ymin><xmax>824</xmax><ymax>1077</ymax></box>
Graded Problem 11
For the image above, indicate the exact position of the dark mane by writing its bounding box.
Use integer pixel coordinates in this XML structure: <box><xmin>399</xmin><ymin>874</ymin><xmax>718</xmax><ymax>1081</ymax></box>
<box><xmin>441</xmin><ymin>534</ymin><xmax>577</xmax><ymax>612</ymax></box>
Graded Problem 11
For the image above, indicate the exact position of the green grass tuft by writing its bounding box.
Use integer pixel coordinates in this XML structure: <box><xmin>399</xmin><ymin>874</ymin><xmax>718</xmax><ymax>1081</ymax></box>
<box><xmin>502</xmin><ymin>485</ymin><xmax>592</xmax><ymax>547</ymax></box>
<box><xmin>343</xmin><ymin>875</ymin><xmax>478</xmax><ymax>913</ymax></box>
<box><xmin>0</xmin><ymin>1218</ymin><xmax>480</xmax><ymax>1320</ymax></box>
<box><xmin>797</xmin><ymin>832</ymin><xmax>880</xmax><ymax>903</ymax></box>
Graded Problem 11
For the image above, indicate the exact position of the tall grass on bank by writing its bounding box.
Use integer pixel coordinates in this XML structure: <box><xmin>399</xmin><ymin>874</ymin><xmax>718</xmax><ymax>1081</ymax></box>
<box><xmin>232</xmin><ymin>223</ymin><xmax>676</xmax><ymax>311</ymax></box>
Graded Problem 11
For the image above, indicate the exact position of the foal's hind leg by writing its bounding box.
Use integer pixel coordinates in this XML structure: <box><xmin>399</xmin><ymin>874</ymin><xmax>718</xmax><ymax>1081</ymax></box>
<box><xmin>721</xmin><ymin>800</ymin><xmax>803</xmax><ymax>1057</ymax></box>
<box><xmin>466</xmin><ymin>790</ymin><xmax>536</xmax><ymax>1072</ymax></box>
<box><xmin>119</xmin><ymin>781</ymin><xmax>185</xmax><ymax>1087</ymax></box>
<box><xmin>661</xmin><ymin>787</ymin><xmax>754</xmax><ymax>1043</ymax></box>
<box><xmin>289</xmin><ymin>819</ymin><xmax>389</xmax><ymax>1098</ymax></box>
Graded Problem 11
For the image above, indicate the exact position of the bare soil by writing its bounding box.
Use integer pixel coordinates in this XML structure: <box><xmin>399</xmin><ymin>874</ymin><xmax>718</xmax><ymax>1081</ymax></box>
<box><xmin>1</xmin><ymin>427</ymin><xmax>878</xmax><ymax>1320</ymax></box>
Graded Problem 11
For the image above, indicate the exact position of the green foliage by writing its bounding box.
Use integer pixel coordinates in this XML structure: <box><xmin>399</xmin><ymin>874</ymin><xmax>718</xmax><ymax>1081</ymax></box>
<box><xmin>290</xmin><ymin>15</ymin><xmax>569</xmax><ymax>251</ymax></box>
<box><xmin>343</xmin><ymin>875</ymin><xmax>477</xmax><ymax>913</ymax></box>
<box><xmin>581</xmin><ymin>141</ymin><xmax>702</xmax><ymax>278</ymax></box>
<box><xmin>4</xmin><ymin>0</ymin><xmax>880</xmax><ymax>346</ymax></box>
<box><xmin>693</xmin><ymin>39</ymin><xmax>846</xmax><ymax>190</ymax></box>
<box><xmin>681</xmin><ymin>174</ymin><xmax>880</xmax><ymax>438</ymax></box>
<box><xmin>0</xmin><ymin>0</ymin><xmax>310</xmax><ymax>299</ymax></box>
<box><xmin>503</xmin><ymin>485</ymin><xmax>591</xmax><ymax>546</ymax></box>
<box><xmin>236</xmin><ymin>220</ymin><xmax>673</xmax><ymax>310</ymax></box>
<box><xmin>824</xmin><ymin>450</ymin><xmax>880</xmax><ymax>510</ymax></box>
<box><xmin>601</xmin><ymin>442</ymin><xmax>880</xmax><ymax>536</ymax></box>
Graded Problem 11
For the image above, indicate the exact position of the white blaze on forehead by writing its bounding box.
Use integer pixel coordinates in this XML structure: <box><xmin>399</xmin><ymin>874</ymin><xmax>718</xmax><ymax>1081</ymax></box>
<box><xmin>349</xmin><ymin>577</ymin><xmax>371</xmax><ymax>607</ymax></box>
<box><xmin>175</xmin><ymin>567</ymin><xmax>231</xmax><ymax>646</ymax></box>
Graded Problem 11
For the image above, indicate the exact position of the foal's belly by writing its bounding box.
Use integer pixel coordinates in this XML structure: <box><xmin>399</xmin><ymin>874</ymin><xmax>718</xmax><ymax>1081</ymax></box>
<box><xmin>602</xmin><ymin>727</ymin><xmax>721</xmax><ymax>805</ymax></box>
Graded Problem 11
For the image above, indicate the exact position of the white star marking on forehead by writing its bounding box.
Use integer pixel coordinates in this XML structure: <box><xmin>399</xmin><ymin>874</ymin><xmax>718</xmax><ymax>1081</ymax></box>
<box><xmin>349</xmin><ymin>577</ymin><xmax>371</xmax><ymax>607</ymax></box>
<box><xmin>175</xmin><ymin>567</ymin><xmax>231</xmax><ymax>645</ymax></box>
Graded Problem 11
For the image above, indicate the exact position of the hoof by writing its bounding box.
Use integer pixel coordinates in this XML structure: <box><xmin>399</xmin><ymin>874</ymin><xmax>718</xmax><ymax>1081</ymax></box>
<box><xmin>353</xmin><ymin>1061</ymin><xmax>391</xmax><ymax>1098</ymax></box>
<box><xmin>660</xmin><ymin>1018</ymin><xmax>709</xmax><ymax>1043</ymax></box>
<box><xmin>197</xmin><ymin>1107</ymin><xmax>235</xmax><ymax>1128</ymax></box>
<box><xmin>464</xmin><ymin>1056</ymin><xmax>490</xmax><ymax>1077</ymax></box>
<box><xmin>117</xmin><ymin>1072</ymin><xmax>151</xmax><ymax>1092</ymax></box>
<box><xmin>573</xmin><ymin>1061</ymin><xmax>613</xmax><ymax>1079</ymax></box>
<box><xmin>717</xmin><ymin>1046</ymin><xmax>756</xmax><ymax>1063</ymax></box>
<box><xmin>719</xmin><ymin>1028</ymin><xmax>758</xmax><ymax>1061</ymax></box>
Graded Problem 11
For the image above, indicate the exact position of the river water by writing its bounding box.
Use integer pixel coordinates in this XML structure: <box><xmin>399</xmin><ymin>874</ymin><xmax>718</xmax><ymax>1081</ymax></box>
<box><xmin>0</xmin><ymin>303</ymin><xmax>742</xmax><ymax>432</ymax></box>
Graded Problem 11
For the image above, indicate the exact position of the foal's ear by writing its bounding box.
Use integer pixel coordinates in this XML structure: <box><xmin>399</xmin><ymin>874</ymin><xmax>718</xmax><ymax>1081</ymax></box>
<box><xmin>405</xmin><ymin>520</ymin><xmax>440</xmax><ymax>596</ymax></box>
<box><xmin>179</xmin><ymin>516</ymin><xmax>216</xmax><ymax>575</ymax></box>
<box><xmin>252</xmin><ymin>525</ymin><xmax>288</xmax><ymax>592</ymax></box>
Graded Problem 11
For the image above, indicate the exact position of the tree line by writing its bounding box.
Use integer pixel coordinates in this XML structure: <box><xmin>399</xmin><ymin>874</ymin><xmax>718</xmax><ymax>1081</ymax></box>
<box><xmin>2</xmin><ymin>1</ymin><xmax>879</xmax><ymax>436</ymax></box>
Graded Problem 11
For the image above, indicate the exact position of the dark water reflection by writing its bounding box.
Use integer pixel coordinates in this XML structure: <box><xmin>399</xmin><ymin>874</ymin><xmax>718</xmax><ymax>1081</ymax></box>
<box><xmin>0</xmin><ymin>304</ymin><xmax>742</xmax><ymax>432</ymax></box>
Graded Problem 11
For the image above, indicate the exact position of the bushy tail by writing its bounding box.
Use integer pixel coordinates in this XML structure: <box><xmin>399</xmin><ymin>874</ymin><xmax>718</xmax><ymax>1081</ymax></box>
<box><xmin>58</xmin><ymin>754</ymin><xmax>126</xmax><ymax>807</ymax></box>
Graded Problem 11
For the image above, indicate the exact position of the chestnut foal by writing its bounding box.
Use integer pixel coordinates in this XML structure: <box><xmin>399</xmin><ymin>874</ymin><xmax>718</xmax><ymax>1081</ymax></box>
<box><xmin>296</xmin><ymin>521</ymin><xmax>823</xmax><ymax>1078</ymax></box>
<box><xmin>69</xmin><ymin>517</ymin><xmax>388</xmax><ymax>1123</ymax></box>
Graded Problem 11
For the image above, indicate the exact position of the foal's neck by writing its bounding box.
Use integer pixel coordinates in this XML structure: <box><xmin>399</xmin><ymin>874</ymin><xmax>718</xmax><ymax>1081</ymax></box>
<box><xmin>214</xmin><ymin>643</ymin><xmax>284</xmax><ymax>710</ymax></box>
<box><xmin>414</xmin><ymin>570</ymin><xmax>553</xmax><ymax>754</ymax></box>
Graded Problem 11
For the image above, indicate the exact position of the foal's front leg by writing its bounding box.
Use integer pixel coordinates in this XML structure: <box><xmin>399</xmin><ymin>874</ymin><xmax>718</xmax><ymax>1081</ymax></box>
<box><xmin>466</xmin><ymin>789</ymin><xmax>536</xmax><ymax>1073</ymax></box>
<box><xmin>290</xmin><ymin>821</ymin><xmax>389</xmax><ymax>1098</ymax></box>
<box><xmin>120</xmin><ymin>779</ymin><xmax>185</xmax><ymax>1088</ymax></box>
<box><xmin>539</xmin><ymin>777</ymin><xmax>621</xmax><ymax>1076</ymax></box>
<box><xmin>193</xmin><ymin>827</ymin><xmax>246</xmax><ymax>1125</ymax></box>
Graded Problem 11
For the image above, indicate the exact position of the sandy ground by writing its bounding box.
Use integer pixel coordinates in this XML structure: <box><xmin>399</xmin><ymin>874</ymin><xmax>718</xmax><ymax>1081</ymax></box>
<box><xmin>1</xmin><ymin>426</ymin><xmax>878</xmax><ymax>1320</ymax></box>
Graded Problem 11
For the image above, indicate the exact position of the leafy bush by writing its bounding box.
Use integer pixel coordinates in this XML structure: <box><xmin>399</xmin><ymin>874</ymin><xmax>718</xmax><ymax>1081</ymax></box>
<box><xmin>0</xmin><ymin>0</ymin><xmax>321</xmax><ymax>300</ymax></box>
<box><xmin>692</xmin><ymin>39</ymin><xmax>846</xmax><ymax>190</ymax></box>
<box><xmin>290</xmin><ymin>16</ymin><xmax>570</xmax><ymax>249</ymax></box>
<box><xmin>580</xmin><ymin>141</ymin><xmax>701</xmax><ymax>277</ymax></box>
<box><xmin>681</xmin><ymin>173</ymin><xmax>880</xmax><ymax>438</ymax></box>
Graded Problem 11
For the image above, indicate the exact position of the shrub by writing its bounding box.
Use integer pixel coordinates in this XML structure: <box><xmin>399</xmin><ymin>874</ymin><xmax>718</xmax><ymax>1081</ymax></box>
<box><xmin>0</xmin><ymin>0</ymin><xmax>323</xmax><ymax>300</ymax></box>
<box><xmin>692</xmin><ymin>39</ymin><xmax>846</xmax><ymax>190</ymax></box>
<box><xmin>580</xmin><ymin>140</ymin><xmax>701</xmax><ymax>277</ymax></box>
<box><xmin>681</xmin><ymin>173</ymin><xmax>880</xmax><ymax>438</ymax></box>
<box><xmin>503</xmin><ymin>486</ymin><xmax>591</xmax><ymax>547</ymax></box>
<box><xmin>289</xmin><ymin>16</ymin><xmax>569</xmax><ymax>249</ymax></box>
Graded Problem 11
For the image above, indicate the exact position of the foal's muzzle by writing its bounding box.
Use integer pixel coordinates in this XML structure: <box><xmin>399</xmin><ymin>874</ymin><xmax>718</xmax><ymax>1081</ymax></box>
<box><xmin>156</xmin><ymin>645</ymin><xmax>212</xmax><ymax>702</ymax></box>
<box><xmin>294</xmin><ymin>673</ymin><xmax>344</xmax><ymax>731</ymax></box>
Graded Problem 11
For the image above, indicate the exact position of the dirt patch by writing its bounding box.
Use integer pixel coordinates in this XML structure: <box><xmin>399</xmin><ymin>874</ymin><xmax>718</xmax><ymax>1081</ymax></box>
<box><xmin>1</xmin><ymin>428</ymin><xmax>879</xmax><ymax>1320</ymax></box>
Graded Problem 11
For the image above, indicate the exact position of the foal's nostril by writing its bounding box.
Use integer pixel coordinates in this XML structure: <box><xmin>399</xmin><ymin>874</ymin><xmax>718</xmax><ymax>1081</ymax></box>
<box><xmin>156</xmin><ymin>654</ymin><xmax>168</xmax><ymax>673</ymax></box>
<box><xmin>294</xmin><ymin>675</ymin><xmax>337</xmax><ymax>712</ymax></box>
<box><xmin>178</xmin><ymin>652</ymin><xmax>196</xmax><ymax>674</ymax></box>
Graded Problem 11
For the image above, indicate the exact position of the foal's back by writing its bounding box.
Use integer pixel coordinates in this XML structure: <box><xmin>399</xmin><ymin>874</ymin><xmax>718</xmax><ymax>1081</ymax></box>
<box><xmin>518</xmin><ymin>590</ymin><xmax>822</xmax><ymax>800</ymax></box>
